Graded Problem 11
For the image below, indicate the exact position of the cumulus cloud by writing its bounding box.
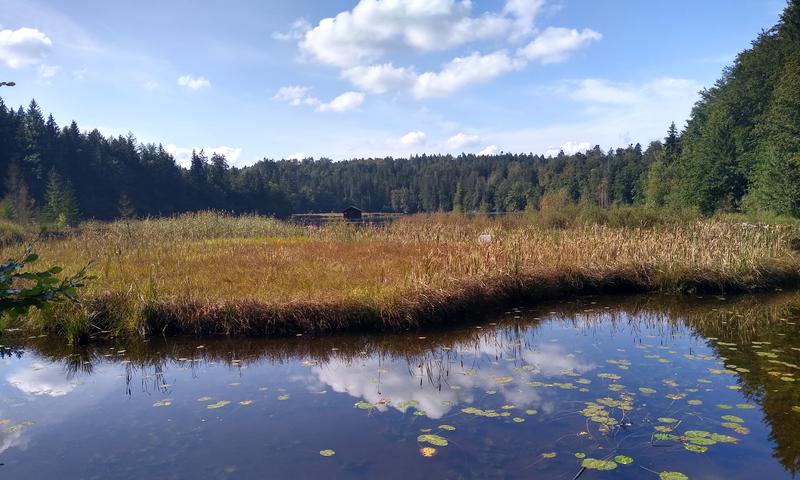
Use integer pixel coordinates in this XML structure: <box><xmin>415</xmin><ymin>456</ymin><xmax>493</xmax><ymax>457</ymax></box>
<box><xmin>400</xmin><ymin>130</ymin><xmax>426</xmax><ymax>146</ymax></box>
<box><xmin>164</xmin><ymin>144</ymin><xmax>243</xmax><ymax>168</ymax></box>
<box><xmin>282</xmin><ymin>0</ymin><xmax>600</xmax><ymax>100</ymax></box>
<box><xmin>316</xmin><ymin>91</ymin><xmax>365</xmax><ymax>112</ymax></box>
<box><xmin>177</xmin><ymin>74</ymin><xmax>211</xmax><ymax>90</ymax></box>
<box><xmin>286</xmin><ymin>152</ymin><xmax>310</xmax><ymax>160</ymax></box>
<box><xmin>447</xmin><ymin>132</ymin><xmax>481</xmax><ymax>150</ymax></box>
<box><xmin>545</xmin><ymin>141</ymin><xmax>591</xmax><ymax>157</ymax></box>
<box><xmin>342</xmin><ymin>64</ymin><xmax>416</xmax><ymax>94</ymax></box>
<box><xmin>273</xmin><ymin>86</ymin><xmax>364</xmax><ymax>113</ymax></box>
<box><xmin>0</xmin><ymin>27</ymin><xmax>52</xmax><ymax>68</ymax></box>
<box><xmin>414</xmin><ymin>50</ymin><xmax>524</xmax><ymax>98</ymax></box>
<box><xmin>478</xmin><ymin>145</ymin><xmax>501</xmax><ymax>155</ymax></box>
<box><xmin>298</xmin><ymin>0</ymin><xmax>528</xmax><ymax>68</ymax></box>
<box><xmin>272</xmin><ymin>85</ymin><xmax>314</xmax><ymax>106</ymax></box>
<box><xmin>518</xmin><ymin>27</ymin><xmax>602</xmax><ymax>63</ymax></box>
<box><xmin>272</xmin><ymin>18</ymin><xmax>311</xmax><ymax>41</ymax></box>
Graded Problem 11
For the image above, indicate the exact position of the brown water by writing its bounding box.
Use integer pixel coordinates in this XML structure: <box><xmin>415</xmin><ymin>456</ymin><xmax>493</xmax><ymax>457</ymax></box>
<box><xmin>1</xmin><ymin>293</ymin><xmax>800</xmax><ymax>479</ymax></box>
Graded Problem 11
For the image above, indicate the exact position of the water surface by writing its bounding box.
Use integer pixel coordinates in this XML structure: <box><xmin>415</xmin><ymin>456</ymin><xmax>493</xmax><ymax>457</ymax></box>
<box><xmin>2</xmin><ymin>294</ymin><xmax>800</xmax><ymax>479</ymax></box>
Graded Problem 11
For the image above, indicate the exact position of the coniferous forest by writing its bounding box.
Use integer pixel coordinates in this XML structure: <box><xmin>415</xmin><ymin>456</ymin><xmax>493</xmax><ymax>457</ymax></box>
<box><xmin>1</xmin><ymin>1</ymin><xmax>798</xmax><ymax>223</ymax></box>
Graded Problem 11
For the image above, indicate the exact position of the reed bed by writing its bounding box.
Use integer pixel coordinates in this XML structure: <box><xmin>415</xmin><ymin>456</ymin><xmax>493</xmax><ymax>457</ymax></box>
<box><xmin>2</xmin><ymin>211</ymin><xmax>799</xmax><ymax>341</ymax></box>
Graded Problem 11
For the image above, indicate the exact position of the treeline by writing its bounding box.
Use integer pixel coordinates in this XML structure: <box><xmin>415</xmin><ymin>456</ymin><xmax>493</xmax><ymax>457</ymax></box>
<box><xmin>0</xmin><ymin>0</ymin><xmax>798</xmax><ymax>223</ymax></box>
<box><xmin>0</xmin><ymin>98</ymin><xmax>665</xmax><ymax>221</ymax></box>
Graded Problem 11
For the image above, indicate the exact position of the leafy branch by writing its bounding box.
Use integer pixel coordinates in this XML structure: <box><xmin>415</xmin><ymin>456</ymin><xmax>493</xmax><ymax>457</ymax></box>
<box><xmin>0</xmin><ymin>243</ymin><xmax>93</xmax><ymax>319</ymax></box>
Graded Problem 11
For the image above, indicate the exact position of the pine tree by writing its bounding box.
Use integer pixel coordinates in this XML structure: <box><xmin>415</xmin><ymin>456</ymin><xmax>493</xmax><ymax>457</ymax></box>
<box><xmin>59</xmin><ymin>180</ymin><xmax>80</xmax><ymax>227</ymax></box>
<box><xmin>44</xmin><ymin>168</ymin><xmax>63</xmax><ymax>222</ymax></box>
<box><xmin>747</xmin><ymin>52</ymin><xmax>800</xmax><ymax>216</ymax></box>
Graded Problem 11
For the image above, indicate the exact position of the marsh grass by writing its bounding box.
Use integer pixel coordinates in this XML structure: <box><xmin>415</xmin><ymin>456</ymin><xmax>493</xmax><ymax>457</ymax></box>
<box><xmin>3</xmin><ymin>210</ymin><xmax>799</xmax><ymax>341</ymax></box>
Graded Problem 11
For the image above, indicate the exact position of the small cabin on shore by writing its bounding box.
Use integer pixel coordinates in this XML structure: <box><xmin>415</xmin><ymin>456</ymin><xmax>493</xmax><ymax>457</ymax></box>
<box><xmin>343</xmin><ymin>206</ymin><xmax>363</xmax><ymax>221</ymax></box>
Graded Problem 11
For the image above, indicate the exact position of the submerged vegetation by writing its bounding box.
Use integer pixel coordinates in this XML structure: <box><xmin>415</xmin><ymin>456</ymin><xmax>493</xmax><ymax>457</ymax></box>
<box><xmin>1</xmin><ymin>210</ymin><xmax>798</xmax><ymax>342</ymax></box>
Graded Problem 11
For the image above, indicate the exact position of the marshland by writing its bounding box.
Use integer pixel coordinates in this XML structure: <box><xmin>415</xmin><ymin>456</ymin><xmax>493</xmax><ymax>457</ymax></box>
<box><xmin>2</xmin><ymin>209</ymin><xmax>799</xmax><ymax>342</ymax></box>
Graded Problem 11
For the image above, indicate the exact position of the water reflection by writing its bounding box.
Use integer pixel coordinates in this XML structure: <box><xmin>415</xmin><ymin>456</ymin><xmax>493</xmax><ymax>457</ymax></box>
<box><xmin>0</xmin><ymin>292</ymin><xmax>799</xmax><ymax>479</ymax></box>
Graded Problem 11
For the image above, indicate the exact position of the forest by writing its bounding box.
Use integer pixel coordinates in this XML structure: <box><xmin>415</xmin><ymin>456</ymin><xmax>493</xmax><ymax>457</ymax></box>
<box><xmin>0</xmin><ymin>1</ymin><xmax>798</xmax><ymax>224</ymax></box>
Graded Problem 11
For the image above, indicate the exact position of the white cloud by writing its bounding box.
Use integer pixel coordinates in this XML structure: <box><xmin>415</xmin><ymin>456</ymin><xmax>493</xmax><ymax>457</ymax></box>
<box><xmin>400</xmin><ymin>130</ymin><xmax>426</xmax><ymax>146</ymax></box>
<box><xmin>164</xmin><ymin>144</ymin><xmax>243</xmax><ymax>168</ymax></box>
<box><xmin>503</xmin><ymin>0</ymin><xmax>546</xmax><ymax>40</ymax></box>
<box><xmin>0</xmin><ymin>27</ymin><xmax>52</xmax><ymax>68</ymax></box>
<box><xmin>478</xmin><ymin>145</ymin><xmax>501</xmax><ymax>155</ymax></box>
<box><xmin>272</xmin><ymin>18</ymin><xmax>311</xmax><ymax>41</ymax></box>
<box><xmin>342</xmin><ymin>64</ymin><xmax>416</xmax><ymax>94</ymax></box>
<box><xmin>36</xmin><ymin>63</ymin><xmax>60</xmax><ymax>82</ymax></box>
<box><xmin>447</xmin><ymin>132</ymin><xmax>481</xmax><ymax>150</ymax></box>
<box><xmin>299</xmin><ymin>0</ymin><xmax>531</xmax><ymax>69</ymax></box>
<box><xmin>545</xmin><ymin>141</ymin><xmax>591</xmax><ymax>157</ymax></box>
<box><xmin>316</xmin><ymin>91</ymin><xmax>365</xmax><ymax>113</ymax></box>
<box><xmin>282</xmin><ymin>2</ymin><xmax>600</xmax><ymax>100</ymax></box>
<box><xmin>177</xmin><ymin>74</ymin><xmax>211</xmax><ymax>90</ymax></box>
<box><xmin>273</xmin><ymin>86</ymin><xmax>364</xmax><ymax>113</ymax></box>
<box><xmin>273</xmin><ymin>85</ymin><xmax>313</xmax><ymax>106</ymax></box>
<box><xmin>414</xmin><ymin>50</ymin><xmax>524</xmax><ymax>98</ymax></box>
<box><xmin>286</xmin><ymin>152</ymin><xmax>310</xmax><ymax>160</ymax></box>
<box><xmin>142</xmin><ymin>80</ymin><xmax>159</xmax><ymax>90</ymax></box>
<box><xmin>518</xmin><ymin>27</ymin><xmax>602</xmax><ymax>63</ymax></box>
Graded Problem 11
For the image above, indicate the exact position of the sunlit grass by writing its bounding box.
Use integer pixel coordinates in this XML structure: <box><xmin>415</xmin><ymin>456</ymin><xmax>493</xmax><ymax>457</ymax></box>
<box><xmin>3</xmin><ymin>210</ymin><xmax>799</xmax><ymax>341</ymax></box>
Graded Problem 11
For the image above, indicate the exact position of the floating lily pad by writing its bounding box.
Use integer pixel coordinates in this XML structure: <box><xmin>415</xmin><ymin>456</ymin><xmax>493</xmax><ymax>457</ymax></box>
<box><xmin>639</xmin><ymin>387</ymin><xmax>657</xmax><ymax>394</ymax></box>
<box><xmin>439</xmin><ymin>424</ymin><xmax>456</xmax><ymax>431</ymax></box>
<box><xmin>659</xmin><ymin>472</ymin><xmax>688</xmax><ymax>480</ymax></box>
<box><xmin>581</xmin><ymin>458</ymin><xmax>617</xmax><ymax>470</ymax></box>
<box><xmin>207</xmin><ymin>400</ymin><xmax>230</xmax><ymax>409</ymax></box>
<box><xmin>153</xmin><ymin>400</ymin><xmax>172</xmax><ymax>407</ymax></box>
<box><xmin>614</xmin><ymin>455</ymin><xmax>633</xmax><ymax>465</ymax></box>
<box><xmin>512</xmin><ymin>417</ymin><xmax>525</xmax><ymax>423</ymax></box>
<box><xmin>417</xmin><ymin>434</ymin><xmax>448</xmax><ymax>447</ymax></box>
<box><xmin>684</xmin><ymin>443</ymin><xmax>708</xmax><ymax>453</ymax></box>
<box><xmin>277</xmin><ymin>395</ymin><xmax>290</xmax><ymax>401</ymax></box>
<box><xmin>319</xmin><ymin>449</ymin><xmax>335</xmax><ymax>457</ymax></box>
<box><xmin>575</xmin><ymin>452</ymin><xmax>586</xmax><ymax>459</ymax></box>
<box><xmin>541</xmin><ymin>452</ymin><xmax>557</xmax><ymax>459</ymax></box>
<box><xmin>721</xmin><ymin>415</ymin><xmax>744</xmax><ymax>423</ymax></box>
<box><xmin>495</xmin><ymin>376</ymin><xmax>513</xmax><ymax>384</ymax></box>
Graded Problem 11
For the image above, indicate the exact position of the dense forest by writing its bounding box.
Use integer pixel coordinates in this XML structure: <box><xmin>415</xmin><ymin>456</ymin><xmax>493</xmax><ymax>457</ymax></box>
<box><xmin>0</xmin><ymin>0</ymin><xmax>798</xmax><ymax>224</ymax></box>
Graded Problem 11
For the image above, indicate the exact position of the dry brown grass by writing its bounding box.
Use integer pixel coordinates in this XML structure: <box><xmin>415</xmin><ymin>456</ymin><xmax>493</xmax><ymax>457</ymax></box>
<box><xmin>3</xmin><ymin>210</ymin><xmax>799</xmax><ymax>341</ymax></box>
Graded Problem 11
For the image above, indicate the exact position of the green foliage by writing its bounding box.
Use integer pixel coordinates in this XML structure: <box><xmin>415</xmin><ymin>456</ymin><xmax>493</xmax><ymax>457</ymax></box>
<box><xmin>0</xmin><ymin>243</ymin><xmax>92</xmax><ymax>320</ymax></box>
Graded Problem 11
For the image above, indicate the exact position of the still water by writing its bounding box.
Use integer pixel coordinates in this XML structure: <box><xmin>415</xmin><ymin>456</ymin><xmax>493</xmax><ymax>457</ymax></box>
<box><xmin>1</xmin><ymin>294</ymin><xmax>800</xmax><ymax>479</ymax></box>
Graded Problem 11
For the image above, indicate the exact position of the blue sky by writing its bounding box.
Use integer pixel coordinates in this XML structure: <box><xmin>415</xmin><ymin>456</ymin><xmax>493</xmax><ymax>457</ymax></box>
<box><xmin>0</xmin><ymin>0</ymin><xmax>786</xmax><ymax>167</ymax></box>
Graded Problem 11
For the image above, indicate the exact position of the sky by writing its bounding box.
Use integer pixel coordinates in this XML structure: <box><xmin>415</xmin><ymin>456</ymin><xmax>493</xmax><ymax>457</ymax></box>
<box><xmin>0</xmin><ymin>0</ymin><xmax>787</xmax><ymax>167</ymax></box>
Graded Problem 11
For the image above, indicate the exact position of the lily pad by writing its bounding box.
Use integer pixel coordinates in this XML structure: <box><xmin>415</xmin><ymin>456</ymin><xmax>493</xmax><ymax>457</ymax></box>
<box><xmin>207</xmin><ymin>400</ymin><xmax>230</xmax><ymax>409</ymax></box>
<box><xmin>581</xmin><ymin>458</ymin><xmax>617</xmax><ymax>470</ymax></box>
<box><xmin>319</xmin><ymin>449</ymin><xmax>335</xmax><ymax>457</ymax></box>
<box><xmin>614</xmin><ymin>455</ymin><xmax>633</xmax><ymax>465</ymax></box>
<box><xmin>418</xmin><ymin>434</ymin><xmax>448</xmax><ymax>447</ymax></box>
<box><xmin>659</xmin><ymin>472</ymin><xmax>688</xmax><ymax>480</ymax></box>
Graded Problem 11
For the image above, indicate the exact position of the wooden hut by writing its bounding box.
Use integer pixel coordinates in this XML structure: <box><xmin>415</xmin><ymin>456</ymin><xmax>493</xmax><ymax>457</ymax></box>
<box><xmin>343</xmin><ymin>206</ymin><xmax>363</xmax><ymax>221</ymax></box>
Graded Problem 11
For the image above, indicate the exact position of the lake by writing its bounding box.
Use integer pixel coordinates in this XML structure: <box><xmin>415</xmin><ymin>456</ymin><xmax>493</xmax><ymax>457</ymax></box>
<box><xmin>1</xmin><ymin>293</ymin><xmax>799</xmax><ymax>479</ymax></box>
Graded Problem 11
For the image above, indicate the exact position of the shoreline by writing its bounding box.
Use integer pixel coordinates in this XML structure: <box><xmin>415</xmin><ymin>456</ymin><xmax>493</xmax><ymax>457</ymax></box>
<box><xmin>13</xmin><ymin>265</ymin><xmax>799</xmax><ymax>342</ymax></box>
